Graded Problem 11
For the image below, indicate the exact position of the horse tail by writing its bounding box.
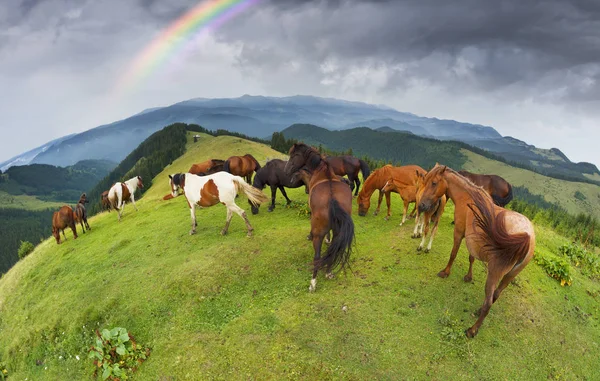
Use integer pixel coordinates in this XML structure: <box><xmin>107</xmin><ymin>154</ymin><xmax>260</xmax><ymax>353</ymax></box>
<box><xmin>492</xmin><ymin>182</ymin><xmax>513</xmax><ymax>207</ymax></box>
<box><xmin>320</xmin><ymin>199</ymin><xmax>355</xmax><ymax>273</ymax></box>
<box><xmin>233</xmin><ymin>176</ymin><xmax>269</xmax><ymax>206</ymax></box>
<box><xmin>108</xmin><ymin>184</ymin><xmax>120</xmax><ymax>210</ymax></box>
<box><xmin>358</xmin><ymin>159</ymin><xmax>371</xmax><ymax>181</ymax></box>
<box><xmin>223</xmin><ymin>159</ymin><xmax>231</xmax><ymax>173</ymax></box>
<box><xmin>467</xmin><ymin>190</ymin><xmax>530</xmax><ymax>269</ymax></box>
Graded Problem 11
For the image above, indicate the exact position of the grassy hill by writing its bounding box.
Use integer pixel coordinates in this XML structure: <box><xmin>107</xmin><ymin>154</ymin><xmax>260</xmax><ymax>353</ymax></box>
<box><xmin>1</xmin><ymin>133</ymin><xmax>599</xmax><ymax>380</ymax></box>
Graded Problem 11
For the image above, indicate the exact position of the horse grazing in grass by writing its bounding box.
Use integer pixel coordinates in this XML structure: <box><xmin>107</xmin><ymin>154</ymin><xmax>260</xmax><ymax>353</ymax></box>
<box><xmin>168</xmin><ymin>171</ymin><xmax>269</xmax><ymax>236</ymax></box>
<box><xmin>285</xmin><ymin>143</ymin><xmax>355</xmax><ymax>292</ymax></box>
<box><xmin>108</xmin><ymin>176</ymin><xmax>144</xmax><ymax>222</ymax></box>
<box><xmin>418</xmin><ymin>164</ymin><xmax>535</xmax><ymax>338</ymax></box>
<box><xmin>100</xmin><ymin>191</ymin><xmax>112</xmax><ymax>212</ymax></box>
<box><xmin>189</xmin><ymin>159</ymin><xmax>225</xmax><ymax>175</ymax></box>
<box><xmin>357</xmin><ymin>164</ymin><xmax>426</xmax><ymax>223</ymax></box>
<box><xmin>293</xmin><ymin>168</ymin><xmax>352</xmax><ymax>192</ymax></box>
<box><xmin>249</xmin><ymin>159</ymin><xmax>308</xmax><ymax>215</ymax></box>
<box><xmin>325</xmin><ymin>155</ymin><xmax>370</xmax><ymax>196</ymax></box>
<box><xmin>223</xmin><ymin>154</ymin><xmax>261</xmax><ymax>184</ymax></box>
<box><xmin>52</xmin><ymin>205</ymin><xmax>77</xmax><ymax>244</ymax></box>
<box><xmin>458</xmin><ymin>170</ymin><xmax>513</xmax><ymax>207</ymax></box>
<box><xmin>73</xmin><ymin>193</ymin><xmax>91</xmax><ymax>233</ymax></box>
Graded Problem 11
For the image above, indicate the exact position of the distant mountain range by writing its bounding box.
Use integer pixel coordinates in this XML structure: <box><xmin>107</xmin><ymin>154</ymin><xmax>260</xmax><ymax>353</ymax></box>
<box><xmin>1</xmin><ymin>94</ymin><xmax>597</xmax><ymax>182</ymax></box>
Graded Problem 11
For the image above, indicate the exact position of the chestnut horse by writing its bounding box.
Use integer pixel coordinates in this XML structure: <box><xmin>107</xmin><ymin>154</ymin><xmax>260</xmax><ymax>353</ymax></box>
<box><xmin>285</xmin><ymin>143</ymin><xmax>355</xmax><ymax>292</ymax></box>
<box><xmin>458</xmin><ymin>170</ymin><xmax>513</xmax><ymax>207</ymax></box>
<box><xmin>357</xmin><ymin>164</ymin><xmax>426</xmax><ymax>223</ymax></box>
<box><xmin>223</xmin><ymin>154</ymin><xmax>261</xmax><ymax>184</ymax></box>
<box><xmin>293</xmin><ymin>167</ymin><xmax>352</xmax><ymax>191</ymax></box>
<box><xmin>189</xmin><ymin>159</ymin><xmax>225</xmax><ymax>175</ymax></box>
<box><xmin>325</xmin><ymin>155</ymin><xmax>370</xmax><ymax>196</ymax></box>
<box><xmin>52</xmin><ymin>205</ymin><xmax>78</xmax><ymax>244</ymax></box>
<box><xmin>73</xmin><ymin>193</ymin><xmax>91</xmax><ymax>233</ymax></box>
<box><xmin>108</xmin><ymin>176</ymin><xmax>144</xmax><ymax>222</ymax></box>
<box><xmin>168</xmin><ymin>171</ymin><xmax>269</xmax><ymax>236</ymax></box>
<box><xmin>249</xmin><ymin>159</ymin><xmax>308</xmax><ymax>215</ymax></box>
<box><xmin>418</xmin><ymin>164</ymin><xmax>535</xmax><ymax>338</ymax></box>
<box><xmin>100</xmin><ymin>191</ymin><xmax>112</xmax><ymax>212</ymax></box>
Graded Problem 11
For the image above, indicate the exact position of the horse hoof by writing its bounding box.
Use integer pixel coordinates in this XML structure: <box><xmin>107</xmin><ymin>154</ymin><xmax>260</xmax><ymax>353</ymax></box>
<box><xmin>221</xmin><ymin>230</ymin><xmax>228</xmax><ymax>236</ymax></box>
<box><xmin>465</xmin><ymin>328</ymin><xmax>478</xmax><ymax>338</ymax></box>
<box><xmin>326</xmin><ymin>272</ymin><xmax>334</xmax><ymax>279</ymax></box>
<box><xmin>463</xmin><ymin>275</ymin><xmax>473</xmax><ymax>283</ymax></box>
<box><xmin>384</xmin><ymin>216</ymin><xmax>389</xmax><ymax>221</ymax></box>
<box><xmin>416</xmin><ymin>246</ymin><xmax>422</xmax><ymax>252</ymax></box>
<box><xmin>437</xmin><ymin>271</ymin><xmax>449</xmax><ymax>279</ymax></box>
<box><xmin>411</xmin><ymin>234</ymin><xmax>417</xmax><ymax>239</ymax></box>
<box><xmin>247</xmin><ymin>231</ymin><xmax>253</xmax><ymax>237</ymax></box>
<box><xmin>424</xmin><ymin>248</ymin><xmax>430</xmax><ymax>254</ymax></box>
<box><xmin>190</xmin><ymin>231</ymin><xmax>196</xmax><ymax>235</ymax></box>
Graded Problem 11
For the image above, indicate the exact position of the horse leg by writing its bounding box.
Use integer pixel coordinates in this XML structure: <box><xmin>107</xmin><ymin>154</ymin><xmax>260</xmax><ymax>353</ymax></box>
<box><xmin>425</xmin><ymin>217</ymin><xmax>441</xmax><ymax>253</ymax></box>
<box><xmin>189</xmin><ymin>204</ymin><xmax>197</xmax><ymax>235</ymax></box>
<box><xmin>399</xmin><ymin>199</ymin><xmax>409</xmax><ymax>226</ymax></box>
<box><xmin>466</xmin><ymin>262</ymin><xmax>504</xmax><ymax>338</ymax></box>
<box><xmin>62</xmin><ymin>229</ymin><xmax>67</xmax><ymax>241</ymax></box>
<box><xmin>71</xmin><ymin>222</ymin><xmax>78</xmax><ymax>239</ymax></box>
<box><xmin>80</xmin><ymin>218</ymin><xmax>86</xmax><ymax>234</ymax></box>
<box><xmin>354</xmin><ymin>176</ymin><xmax>360</xmax><ymax>196</ymax></box>
<box><xmin>268</xmin><ymin>186</ymin><xmax>277</xmax><ymax>212</ymax></box>
<box><xmin>384</xmin><ymin>191</ymin><xmax>392</xmax><ymax>220</ymax></box>
<box><xmin>411</xmin><ymin>214</ymin><xmax>422</xmax><ymax>238</ymax></box>
<box><xmin>417</xmin><ymin>215</ymin><xmax>430</xmax><ymax>252</ymax></box>
<box><xmin>493</xmin><ymin>259</ymin><xmax>531</xmax><ymax>303</ymax></box>
<box><xmin>130</xmin><ymin>195</ymin><xmax>138</xmax><ymax>211</ymax></box>
<box><xmin>374</xmin><ymin>190</ymin><xmax>384</xmax><ymax>216</ymax></box>
<box><xmin>310</xmin><ymin>233</ymin><xmax>325</xmax><ymax>292</ymax></box>
<box><xmin>279</xmin><ymin>186</ymin><xmax>292</xmax><ymax>205</ymax></box>
<box><xmin>464</xmin><ymin>255</ymin><xmax>476</xmax><ymax>282</ymax></box>
<box><xmin>85</xmin><ymin>216</ymin><xmax>91</xmax><ymax>230</ymax></box>
<box><xmin>438</xmin><ymin>230</ymin><xmax>465</xmax><ymax>278</ymax></box>
<box><xmin>222</xmin><ymin>207</ymin><xmax>233</xmax><ymax>236</ymax></box>
<box><xmin>229</xmin><ymin>202</ymin><xmax>254</xmax><ymax>237</ymax></box>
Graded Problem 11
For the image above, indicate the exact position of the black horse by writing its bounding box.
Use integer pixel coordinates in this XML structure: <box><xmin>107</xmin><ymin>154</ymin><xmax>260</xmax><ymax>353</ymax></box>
<box><xmin>250</xmin><ymin>159</ymin><xmax>309</xmax><ymax>214</ymax></box>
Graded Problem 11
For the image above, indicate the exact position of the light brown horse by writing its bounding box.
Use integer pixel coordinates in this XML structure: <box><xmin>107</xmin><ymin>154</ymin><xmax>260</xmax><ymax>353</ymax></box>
<box><xmin>188</xmin><ymin>159</ymin><xmax>225</xmax><ymax>175</ymax></box>
<box><xmin>285</xmin><ymin>143</ymin><xmax>355</xmax><ymax>293</ymax></box>
<box><xmin>73</xmin><ymin>193</ymin><xmax>91</xmax><ymax>233</ymax></box>
<box><xmin>52</xmin><ymin>205</ymin><xmax>78</xmax><ymax>244</ymax></box>
<box><xmin>418</xmin><ymin>164</ymin><xmax>535</xmax><ymax>338</ymax></box>
<box><xmin>357</xmin><ymin>164</ymin><xmax>426</xmax><ymax>223</ymax></box>
<box><xmin>458</xmin><ymin>170</ymin><xmax>513</xmax><ymax>207</ymax></box>
<box><xmin>325</xmin><ymin>155</ymin><xmax>371</xmax><ymax>196</ymax></box>
<box><xmin>223</xmin><ymin>154</ymin><xmax>261</xmax><ymax>184</ymax></box>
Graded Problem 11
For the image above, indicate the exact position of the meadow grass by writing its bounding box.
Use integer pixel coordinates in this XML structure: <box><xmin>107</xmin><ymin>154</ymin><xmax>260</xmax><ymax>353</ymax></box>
<box><xmin>0</xmin><ymin>134</ymin><xmax>599</xmax><ymax>380</ymax></box>
<box><xmin>0</xmin><ymin>190</ymin><xmax>65</xmax><ymax>210</ymax></box>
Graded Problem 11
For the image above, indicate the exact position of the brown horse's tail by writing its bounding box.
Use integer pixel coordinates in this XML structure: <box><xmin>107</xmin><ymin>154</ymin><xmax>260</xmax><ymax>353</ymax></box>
<box><xmin>233</xmin><ymin>177</ymin><xmax>269</xmax><ymax>207</ymax></box>
<box><xmin>492</xmin><ymin>182</ymin><xmax>513</xmax><ymax>207</ymax></box>
<box><xmin>358</xmin><ymin>159</ymin><xmax>370</xmax><ymax>181</ymax></box>
<box><xmin>320</xmin><ymin>199</ymin><xmax>355</xmax><ymax>273</ymax></box>
<box><xmin>467</xmin><ymin>190</ymin><xmax>530</xmax><ymax>269</ymax></box>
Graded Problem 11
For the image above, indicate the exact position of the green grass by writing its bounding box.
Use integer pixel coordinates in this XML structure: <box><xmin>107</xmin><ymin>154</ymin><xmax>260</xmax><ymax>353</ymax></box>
<box><xmin>461</xmin><ymin>149</ymin><xmax>600</xmax><ymax>218</ymax></box>
<box><xmin>0</xmin><ymin>190</ymin><xmax>65</xmax><ymax>210</ymax></box>
<box><xmin>1</xmin><ymin>134</ymin><xmax>599</xmax><ymax>380</ymax></box>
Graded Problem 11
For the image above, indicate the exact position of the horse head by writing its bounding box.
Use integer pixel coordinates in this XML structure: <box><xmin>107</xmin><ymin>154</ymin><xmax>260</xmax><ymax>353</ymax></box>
<box><xmin>137</xmin><ymin>176</ymin><xmax>144</xmax><ymax>189</ymax></box>
<box><xmin>285</xmin><ymin>143</ymin><xmax>321</xmax><ymax>175</ymax></box>
<box><xmin>418</xmin><ymin>164</ymin><xmax>448</xmax><ymax>212</ymax></box>
<box><xmin>168</xmin><ymin>173</ymin><xmax>185</xmax><ymax>197</ymax></box>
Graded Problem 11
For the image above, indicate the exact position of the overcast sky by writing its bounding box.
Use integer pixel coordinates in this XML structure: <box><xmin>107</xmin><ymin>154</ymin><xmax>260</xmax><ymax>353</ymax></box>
<box><xmin>1</xmin><ymin>0</ymin><xmax>599</xmax><ymax>166</ymax></box>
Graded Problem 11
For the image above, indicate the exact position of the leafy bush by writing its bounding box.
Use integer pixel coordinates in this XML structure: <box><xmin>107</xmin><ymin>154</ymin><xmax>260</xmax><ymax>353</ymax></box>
<box><xmin>558</xmin><ymin>243</ymin><xmax>600</xmax><ymax>279</ymax></box>
<box><xmin>574</xmin><ymin>191</ymin><xmax>587</xmax><ymax>201</ymax></box>
<box><xmin>17</xmin><ymin>240</ymin><xmax>34</xmax><ymax>260</ymax></box>
<box><xmin>88</xmin><ymin>327</ymin><xmax>151</xmax><ymax>380</ymax></box>
<box><xmin>535</xmin><ymin>252</ymin><xmax>573</xmax><ymax>286</ymax></box>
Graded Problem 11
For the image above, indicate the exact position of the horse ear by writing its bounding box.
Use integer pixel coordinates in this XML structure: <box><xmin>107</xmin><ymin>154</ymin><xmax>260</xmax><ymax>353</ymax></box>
<box><xmin>441</xmin><ymin>166</ymin><xmax>447</xmax><ymax>174</ymax></box>
<box><xmin>169</xmin><ymin>174</ymin><xmax>173</xmax><ymax>179</ymax></box>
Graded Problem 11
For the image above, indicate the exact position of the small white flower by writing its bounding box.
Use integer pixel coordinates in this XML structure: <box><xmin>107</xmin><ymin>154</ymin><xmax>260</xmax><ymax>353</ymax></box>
<box><xmin>59</xmin><ymin>356</ymin><xmax>63</xmax><ymax>359</ymax></box>
<box><xmin>44</xmin><ymin>367</ymin><xmax>48</xmax><ymax>370</ymax></box>
<box><xmin>76</xmin><ymin>355</ymin><xmax>80</xmax><ymax>361</ymax></box>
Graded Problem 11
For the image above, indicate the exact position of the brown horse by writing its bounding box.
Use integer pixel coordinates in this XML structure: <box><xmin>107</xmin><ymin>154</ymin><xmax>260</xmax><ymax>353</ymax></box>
<box><xmin>73</xmin><ymin>193</ymin><xmax>91</xmax><ymax>233</ymax></box>
<box><xmin>52</xmin><ymin>205</ymin><xmax>78</xmax><ymax>244</ymax></box>
<box><xmin>285</xmin><ymin>143</ymin><xmax>355</xmax><ymax>292</ymax></box>
<box><xmin>223</xmin><ymin>154</ymin><xmax>261</xmax><ymax>184</ymax></box>
<box><xmin>325</xmin><ymin>155</ymin><xmax>370</xmax><ymax>196</ymax></box>
<box><xmin>458</xmin><ymin>170</ymin><xmax>513</xmax><ymax>207</ymax></box>
<box><xmin>188</xmin><ymin>159</ymin><xmax>225</xmax><ymax>175</ymax></box>
<box><xmin>293</xmin><ymin>167</ymin><xmax>352</xmax><ymax>191</ymax></box>
<box><xmin>100</xmin><ymin>191</ymin><xmax>112</xmax><ymax>212</ymax></box>
<box><xmin>418</xmin><ymin>164</ymin><xmax>535</xmax><ymax>338</ymax></box>
<box><xmin>357</xmin><ymin>164</ymin><xmax>426</xmax><ymax>223</ymax></box>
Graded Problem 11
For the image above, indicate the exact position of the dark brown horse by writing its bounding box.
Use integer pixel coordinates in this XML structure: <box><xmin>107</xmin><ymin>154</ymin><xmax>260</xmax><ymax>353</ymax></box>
<box><xmin>458</xmin><ymin>170</ymin><xmax>513</xmax><ymax>207</ymax></box>
<box><xmin>223</xmin><ymin>154</ymin><xmax>262</xmax><ymax>184</ymax></box>
<box><xmin>189</xmin><ymin>159</ymin><xmax>225</xmax><ymax>175</ymax></box>
<box><xmin>100</xmin><ymin>191</ymin><xmax>112</xmax><ymax>212</ymax></box>
<box><xmin>52</xmin><ymin>205</ymin><xmax>78</xmax><ymax>244</ymax></box>
<box><xmin>285</xmin><ymin>143</ymin><xmax>355</xmax><ymax>292</ymax></box>
<box><xmin>419</xmin><ymin>164</ymin><xmax>535</xmax><ymax>338</ymax></box>
<box><xmin>325</xmin><ymin>155</ymin><xmax>370</xmax><ymax>196</ymax></box>
<box><xmin>293</xmin><ymin>167</ymin><xmax>352</xmax><ymax>191</ymax></box>
<box><xmin>249</xmin><ymin>159</ymin><xmax>309</xmax><ymax>214</ymax></box>
<box><xmin>73</xmin><ymin>193</ymin><xmax>91</xmax><ymax>233</ymax></box>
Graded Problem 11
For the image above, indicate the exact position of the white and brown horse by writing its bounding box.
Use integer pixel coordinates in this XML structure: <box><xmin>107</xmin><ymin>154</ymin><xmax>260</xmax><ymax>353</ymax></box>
<box><xmin>108</xmin><ymin>176</ymin><xmax>144</xmax><ymax>221</ymax></box>
<box><xmin>168</xmin><ymin>172</ymin><xmax>269</xmax><ymax>236</ymax></box>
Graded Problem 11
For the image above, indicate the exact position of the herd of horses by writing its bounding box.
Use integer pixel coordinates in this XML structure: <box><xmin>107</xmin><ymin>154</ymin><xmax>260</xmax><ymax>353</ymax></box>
<box><xmin>49</xmin><ymin>145</ymin><xmax>532</xmax><ymax>338</ymax></box>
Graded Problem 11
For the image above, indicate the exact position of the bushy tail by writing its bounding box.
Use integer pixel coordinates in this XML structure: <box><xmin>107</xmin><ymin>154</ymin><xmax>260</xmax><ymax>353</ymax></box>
<box><xmin>320</xmin><ymin>199</ymin><xmax>355</xmax><ymax>273</ymax></box>
<box><xmin>108</xmin><ymin>186</ymin><xmax>119</xmax><ymax>210</ymax></box>
<box><xmin>223</xmin><ymin>159</ymin><xmax>231</xmax><ymax>173</ymax></box>
<box><xmin>467</xmin><ymin>190</ymin><xmax>530</xmax><ymax>268</ymax></box>
<box><xmin>492</xmin><ymin>183</ymin><xmax>513</xmax><ymax>207</ymax></box>
<box><xmin>359</xmin><ymin>159</ymin><xmax>371</xmax><ymax>181</ymax></box>
<box><xmin>233</xmin><ymin>177</ymin><xmax>269</xmax><ymax>206</ymax></box>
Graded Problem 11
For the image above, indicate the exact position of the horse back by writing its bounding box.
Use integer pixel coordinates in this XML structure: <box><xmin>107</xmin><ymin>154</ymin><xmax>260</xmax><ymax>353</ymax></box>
<box><xmin>310</xmin><ymin>180</ymin><xmax>353</xmax><ymax>213</ymax></box>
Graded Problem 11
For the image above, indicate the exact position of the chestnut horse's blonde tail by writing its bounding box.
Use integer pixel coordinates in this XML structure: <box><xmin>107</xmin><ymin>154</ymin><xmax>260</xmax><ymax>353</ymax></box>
<box><xmin>233</xmin><ymin>177</ymin><xmax>269</xmax><ymax>207</ymax></box>
<box><xmin>467</xmin><ymin>190</ymin><xmax>530</xmax><ymax>269</ymax></box>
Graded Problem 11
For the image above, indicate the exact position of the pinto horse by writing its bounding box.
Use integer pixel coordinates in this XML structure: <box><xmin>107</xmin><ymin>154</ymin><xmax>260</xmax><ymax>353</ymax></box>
<box><xmin>189</xmin><ymin>159</ymin><xmax>225</xmax><ymax>175</ymax></box>
<box><xmin>73</xmin><ymin>193</ymin><xmax>91</xmax><ymax>233</ymax></box>
<box><xmin>285</xmin><ymin>143</ymin><xmax>355</xmax><ymax>293</ymax></box>
<box><xmin>325</xmin><ymin>155</ymin><xmax>370</xmax><ymax>196</ymax></box>
<box><xmin>458</xmin><ymin>170</ymin><xmax>513</xmax><ymax>207</ymax></box>
<box><xmin>168</xmin><ymin>171</ymin><xmax>269</xmax><ymax>236</ymax></box>
<box><xmin>52</xmin><ymin>205</ymin><xmax>78</xmax><ymax>244</ymax></box>
<box><xmin>418</xmin><ymin>164</ymin><xmax>535</xmax><ymax>338</ymax></box>
<box><xmin>223</xmin><ymin>154</ymin><xmax>261</xmax><ymax>184</ymax></box>
<box><xmin>108</xmin><ymin>176</ymin><xmax>144</xmax><ymax>221</ymax></box>
<box><xmin>357</xmin><ymin>164</ymin><xmax>426</xmax><ymax>223</ymax></box>
<box><xmin>249</xmin><ymin>159</ymin><xmax>308</xmax><ymax>215</ymax></box>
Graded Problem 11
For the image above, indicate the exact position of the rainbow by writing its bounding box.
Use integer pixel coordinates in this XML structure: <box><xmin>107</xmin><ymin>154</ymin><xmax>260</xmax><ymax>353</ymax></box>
<box><xmin>116</xmin><ymin>0</ymin><xmax>260</xmax><ymax>95</ymax></box>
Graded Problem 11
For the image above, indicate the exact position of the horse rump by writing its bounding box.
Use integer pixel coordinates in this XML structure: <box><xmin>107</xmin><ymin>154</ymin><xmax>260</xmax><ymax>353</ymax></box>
<box><xmin>318</xmin><ymin>198</ymin><xmax>355</xmax><ymax>274</ymax></box>
<box><xmin>491</xmin><ymin>182</ymin><xmax>513</xmax><ymax>207</ymax></box>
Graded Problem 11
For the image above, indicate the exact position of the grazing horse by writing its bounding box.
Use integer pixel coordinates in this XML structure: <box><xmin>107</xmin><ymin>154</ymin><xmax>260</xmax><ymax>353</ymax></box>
<box><xmin>189</xmin><ymin>159</ymin><xmax>225</xmax><ymax>175</ymax></box>
<box><xmin>293</xmin><ymin>168</ymin><xmax>352</xmax><ymax>192</ymax></box>
<box><xmin>223</xmin><ymin>154</ymin><xmax>261</xmax><ymax>184</ymax></box>
<box><xmin>73</xmin><ymin>193</ymin><xmax>91</xmax><ymax>233</ymax></box>
<box><xmin>418</xmin><ymin>164</ymin><xmax>535</xmax><ymax>338</ymax></box>
<box><xmin>357</xmin><ymin>164</ymin><xmax>426</xmax><ymax>223</ymax></box>
<box><xmin>285</xmin><ymin>143</ymin><xmax>355</xmax><ymax>292</ymax></box>
<box><xmin>325</xmin><ymin>155</ymin><xmax>370</xmax><ymax>196</ymax></box>
<box><xmin>458</xmin><ymin>170</ymin><xmax>513</xmax><ymax>207</ymax></box>
<box><xmin>52</xmin><ymin>205</ymin><xmax>77</xmax><ymax>244</ymax></box>
<box><xmin>168</xmin><ymin>172</ymin><xmax>269</xmax><ymax>236</ymax></box>
<box><xmin>108</xmin><ymin>176</ymin><xmax>144</xmax><ymax>222</ymax></box>
<box><xmin>100</xmin><ymin>191</ymin><xmax>112</xmax><ymax>212</ymax></box>
<box><xmin>249</xmin><ymin>159</ymin><xmax>308</xmax><ymax>215</ymax></box>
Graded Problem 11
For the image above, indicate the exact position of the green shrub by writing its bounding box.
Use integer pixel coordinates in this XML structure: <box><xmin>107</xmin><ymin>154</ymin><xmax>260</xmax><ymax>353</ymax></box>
<box><xmin>535</xmin><ymin>252</ymin><xmax>573</xmax><ymax>286</ymax></box>
<box><xmin>558</xmin><ymin>243</ymin><xmax>600</xmax><ymax>279</ymax></box>
<box><xmin>17</xmin><ymin>240</ymin><xmax>34</xmax><ymax>260</ymax></box>
<box><xmin>574</xmin><ymin>191</ymin><xmax>586</xmax><ymax>201</ymax></box>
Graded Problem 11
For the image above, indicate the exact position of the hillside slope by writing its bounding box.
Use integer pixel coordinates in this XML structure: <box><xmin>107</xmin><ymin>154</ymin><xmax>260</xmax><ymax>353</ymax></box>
<box><xmin>1</xmin><ymin>134</ymin><xmax>598</xmax><ymax>380</ymax></box>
